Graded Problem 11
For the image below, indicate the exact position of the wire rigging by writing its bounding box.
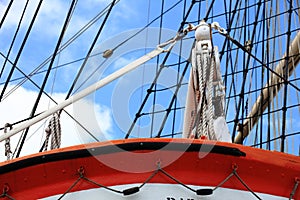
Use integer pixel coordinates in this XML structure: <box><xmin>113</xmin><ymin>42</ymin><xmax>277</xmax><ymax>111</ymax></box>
<box><xmin>0</xmin><ymin>0</ymin><xmax>30</xmax><ymax>78</ymax></box>
<box><xmin>0</xmin><ymin>0</ymin><xmax>299</xmax><ymax>156</ymax></box>
<box><xmin>125</xmin><ymin>0</ymin><xmax>196</xmax><ymax>139</ymax></box>
<box><xmin>0</xmin><ymin>0</ymin><xmax>14</xmax><ymax>30</ymax></box>
<box><xmin>64</xmin><ymin>0</ymin><xmax>118</xmax><ymax>101</ymax></box>
<box><xmin>0</xmin><ymin>0</ymin><xmax>43</xmax><ymax>102</ymax></box>
<box><xmin>1</xmin><ymin>0</ymin><xmax>120</xmax><ymax>101</ymax></box>
<box><xmin>16</xmin><ymin>0</ymin><xmax>77</xmax><ymax>158</ymax></box>
<box><xmin>280</xmin><ymin>0</ymin><xmax>293</xmax><ymax>152</ymax></box>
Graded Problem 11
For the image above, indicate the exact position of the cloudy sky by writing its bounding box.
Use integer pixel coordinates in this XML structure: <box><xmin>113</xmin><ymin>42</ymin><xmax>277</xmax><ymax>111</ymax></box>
<box><xmin>0</xmin><ymin>0</ymin><xmax>196</xmax><ymax>160</ymax></box>
<box><xmin>0</xmin><ymin>0</ymin><xmax>299</xmax><ymax>160</ymax></box>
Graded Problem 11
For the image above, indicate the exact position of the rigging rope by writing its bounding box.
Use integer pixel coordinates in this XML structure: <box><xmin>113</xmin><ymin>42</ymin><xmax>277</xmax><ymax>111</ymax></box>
<box><xmin>16</xmin><ymin>0</ymin><xmax>77</xmax><ymax>158</ymax></box>
<box><xmin>0</xmin><ymin>0</ymin><xmax>29</xmax><ymax>78</ymax></box>
<box><xmin>0</xmin><ymin>52</ymin><xmax>98</xmax><ymax>146</ymax></box>
<box><xmin>0</xmin><ymin>0</ymin><xmax>43</xmax><ymax>102</ymax></box>
<box><xmin>72</xmin><ymin>0</ymin><xmax>184</xmax><ymax>95</ymax></box>
<box><xmin>43</xmin><ymin>112</ymin><xmax>61</xmax><ymax>151</ymax></box>
<box><xmin>125</xmin><ymin>0</ymin><xmax>196</xmax><ymax>139</ymax></box>
<box><xmin>0</xmin><ymin>0</ymin><xmax>14</xmax><ymax>30</ymax></box>
<box><xmin>183</xmin><ymin>21</ymin><xmax>230</xmax><ymax>141</ymax></box>
<box><xmin>280</xmin><ymin>0</ymin><xmax>293</xmax><ymax>152</ymax></box>
<box><xmin>64</xmin><ymin>0</ymin><xmax>118</xmax><ymax>101</ymax></box>
<box><xmin>0</xmin><ymin>183</ymin><xmax>15</xmax><ymax>200</ymax></box>
<box><xmin>1</xmin><ymin>0</ymin><xmax>120</xmax><ymax>101</ymax></box>
<box><xmin>56</xmin><ymin>162</ymin><xmax>275</xmax><ymax>199</ymax></box>
<box><xmin>4</xmin><ymin>123</ymin><xmax>12</xmax><ymax>160</ymax></box>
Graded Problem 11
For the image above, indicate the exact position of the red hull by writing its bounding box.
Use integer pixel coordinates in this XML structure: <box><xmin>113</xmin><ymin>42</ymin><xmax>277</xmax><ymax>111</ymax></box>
<box><xmin>0</xmin><ymin>138</ymin><xmax>299</xmax><ymax>199</ymax></box>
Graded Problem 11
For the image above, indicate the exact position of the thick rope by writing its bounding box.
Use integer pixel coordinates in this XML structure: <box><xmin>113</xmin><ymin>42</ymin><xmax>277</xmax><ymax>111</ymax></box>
<box><xmin>4</xmin><ymin>123</ymin><xmax>12</xmax><ymax>160</ymax></box>
<box><xmin>207</xmin><ymin>54</ymin><xmax>215</xmax><ymax>140</ymax></box>
<box><xmin>44</xmin><ymin>113</ymin><xmax>61</xmax><ymax>151</ymax></box>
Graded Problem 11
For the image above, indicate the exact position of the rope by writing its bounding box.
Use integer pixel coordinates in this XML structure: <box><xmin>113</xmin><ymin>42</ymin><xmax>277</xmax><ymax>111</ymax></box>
<box><xmin>207</xmin><ymin>52</ymin><xmax>215</xmax><ymax>140</ymax></box>
<box><xmin>64</xmin><ymin>0</ymin><xmax>117</xmax><ymax>101</ymax></box>
<box><xmin>196</xmin><ymin>53</ymin><xmax>206</xmax><ymax>138</ymax></box>
<box><xmin>190</xmin><ymin>23</ymin><xmax>219</xmax><ymax>140</ymax></box>
<box><xmin>0</xmin><ymin>184</ymin><xmax>15</xmax><ymax>200</ymax></box>
<box><xmin>126</xmin><ymin>0</ymin><xmax>196</xmax><ymax>139</ymax></box>
<box><xmin>0</xmin><ymin>0</ymin><xmax>30</xmax><ymax>78</ymax></box>
<box><xmin>232</xmin><ymin>170</ymin><xmax>262</xmax><ymax>200</ymax></box>
<box><xmin>289</xmin><ymin>178</ymin><xmax>299</xmax><ymax>200</ymax></box>
<box><xmin>4</xmin><ymin>123</ymin><xmax>13</xmax><ymax>160</ymax></box>
<box><xmin>15</xmin><ymin>0</ymin><xmax>77</xmax><ymax>158</ymax></box>
<box><xmin>0</xmin><ymin>52</ymin><xmax>99</xmax><ymax>145</ymax></box>
<box><xmin>2</xmin><ymin>0</ymin><xmax>120</xmax><ymax>101</ymax></box>
<box><xmin>43</xmin><ymin>113</ymin><xmax>61</xmax><ymax>151</ymax></box>
<box><xmin>53</xmin><ymin>162</ymin><xmax>297</xmax><ymax>199</ymax></box>
<box><xmin>212</xmin><ymin>165</ymin><xmax>262</xmax><ymax>200</ymax></box>
<box><xmin>0</xmin><ymin>0</ymin><xmax>43</xmax><ymax>102</ymax></box>
<box><xmin>0</xmin><ymin>193</ymin><xmax>15</xmax><ymax>200</ymax></box>
<box><xmin>0</xmin><ymin>0</ymin><xmax>14</xmax><ymax>30</ymax></box>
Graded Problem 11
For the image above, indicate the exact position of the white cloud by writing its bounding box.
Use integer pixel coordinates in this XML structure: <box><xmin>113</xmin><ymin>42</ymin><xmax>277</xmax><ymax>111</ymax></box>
<box><xmin>0</xmin><ymin>85</ymin><xmax>112</xmax><ymax>161</ymax></box>
<box><xmin>112</xmin><ymin>56</ymin><xmax>136</xmax><ymax>70</ymax></box>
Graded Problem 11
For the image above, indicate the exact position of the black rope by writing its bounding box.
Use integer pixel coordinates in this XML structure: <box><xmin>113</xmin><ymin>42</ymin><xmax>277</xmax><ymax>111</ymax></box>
<box><xmin>227</xmin><ymin>102</ymin><xmax>300</xmax><ymax>125</ymax></box>
<box><xmin>155</xmin><ymin>61</ymin><xmax>189</xmax><ymax>137</ymax></box>
<box><xmin>149</xmin><ymin>0</ymin><xmax>165</xmax><ymax>137</ymax></box>
<box><xmin>111</xmin><ymin>0</ymin><xmax>183</xmax><ymax>52</ymax></box>
<box><xmin>280</xmin><ymin>0</ymin><xmax>293</xmax><ymax>153</ymax></box>
<box><xmin>125</xmin><ymin>0</ymin><xmax>196</xmax><ymax>139</ymax></box>
<box><xmin>220</xmin><ymin>34</ymin><xmax>300</xmax><ymax>96</ymax></box>
<box><xmin>232</xmin><ymin>170</ymin><xmax>262</xmax><ymax>200</ymax></box>
<box><xmin>220</xmin><ymin>28</ymin><xmax>300</xmax><ymax>55</ymax></box>
<box><xmin>223</xmin><ymin>52</ymin><xmax>300</xmax><ymax>78</ymax></box>
<box><xmin>203</xmin><ymin>0</ymin><xmax>216</xmax><ymax>22</ymax></box>
<box><xmin>54</xmin><ymin>162</ymin><xmax>284</xmax><ymax>199</ymax></box>
<box><xmin>266</xmin><ymin>0</ymin><xmax>272</xmax><ymax>151</ymax></box>
<box><xmin>0</xmin><ymin>0</ymin><xmax>29</xmax><ymax>78</ymax></box>
<box><xmin>0</xmin><ymin>0</ymin><xmax>43</xmax><ymax>102</ymax></box>
<box><xmin>64</xmin><ymin>0</ymin><xmax>117</xmax><ymax>101</ymax></box>
<box><xmin>228</xmin><ymin>0</ymin><xmax>265</xmax><ymax>142</ymax></box>
<box><xmin>225</xmin><ymin>7</ymin><xmax>299</xmax><ymax>31</ymax></box>
<box><xmin>251</xmin><ymin>130</ymin><xmax>300</xmax><ymax>148</ymax></box>
<box><xmin>0</xmin><ymin>52</ymin><xmax>98</xmax><ymax>143</ymax></box>
<box><xmin>0</xmin><ymin>193</ymin><xmax>15</xmax><ymax>200</ymax></box>
<box><xmin>58</xmin><ymin>176</ymin><xmax>82</xmax><ymax>200</ymax></box>
<box><xmin>16</xmin><ymin>0</ymin><xmax>77</xmax><ymax>158</ymax></box>
<box><xmin>0</xmin><ymin>0</ymin><xmax>14</xmax><ymax>30</ymax></box>
<box><xmin>1</xmin><ymin>1</ymin><xmax>118</xmax><ymax>101</ymax></box>
<box><xmin>0</xmin><ymin>51</ymin><xmax>104</xmax><ymax>87</ymax></box>
<box><xmin>289</xmin><ymin>178</ymin><xmax>299</xmax><ymax>200</ymax></box>
<box><xmin>259</xmin><ymin>0</ymin><xmax>266</xmax><ymax>149</ymax></box>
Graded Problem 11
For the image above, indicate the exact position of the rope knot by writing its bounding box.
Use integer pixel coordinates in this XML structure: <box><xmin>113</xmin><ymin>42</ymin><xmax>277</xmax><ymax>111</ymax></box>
<box><xmin>77</xmin><ymin>166</ymin><xmax>85</xmax><ymax>177</ymax></box>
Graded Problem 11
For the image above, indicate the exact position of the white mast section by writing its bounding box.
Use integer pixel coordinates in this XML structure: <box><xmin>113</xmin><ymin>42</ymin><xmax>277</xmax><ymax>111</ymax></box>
<box><xmin>234</xmin><ymin>31</ymin><xmax>300</xmax><ymax>144</ymax></box>
<box><xmin>183</xmin><ymin>21</ymin><xmax>231</xmax><ymax>142</ymax></box>
<box><xmin>0</xmin><ymin>34</ymin><xmax>185</xmax><ymax>142</ymax></box>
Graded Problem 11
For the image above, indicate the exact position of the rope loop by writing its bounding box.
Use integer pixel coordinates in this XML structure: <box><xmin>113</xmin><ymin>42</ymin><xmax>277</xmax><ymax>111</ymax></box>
<box><xmin>77</xmin><ymin>166</ymin><xmax>85</xmax><ymax>177</ymax></box>
<box><xmin>232</xmin><ymin>163</ymin><xmax>238</xmax><ymax>171</ymax></box>
<box><xmin>44</xmin><ymin>112</ymin><xmax>61</xmax><ymax>151</ymax></box>
<box><xmin>2</xmin><ymin>183</ymin><xmax>9</xmax><ymax>194</ymax></box>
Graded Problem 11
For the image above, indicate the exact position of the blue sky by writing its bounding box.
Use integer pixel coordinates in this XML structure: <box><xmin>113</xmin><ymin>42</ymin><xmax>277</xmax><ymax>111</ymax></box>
<box><xmin>0</xmin><ymin>0</ymin><xmax>299</xmax><ymax>159</ymax></box>
<box><xmin>0</xmin><ymin>0</ymin><xmax>196</xmax><ymax>159</ymax></box>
